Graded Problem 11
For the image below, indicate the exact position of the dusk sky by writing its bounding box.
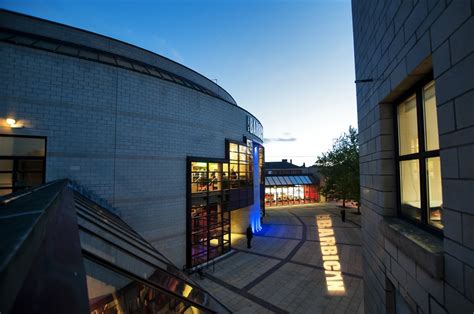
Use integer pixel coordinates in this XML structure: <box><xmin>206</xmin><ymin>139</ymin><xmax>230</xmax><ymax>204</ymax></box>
<box><xmin>0</xmin><ymin>0</ymin><xmax>357</xmax><ymax>166</ymax></box>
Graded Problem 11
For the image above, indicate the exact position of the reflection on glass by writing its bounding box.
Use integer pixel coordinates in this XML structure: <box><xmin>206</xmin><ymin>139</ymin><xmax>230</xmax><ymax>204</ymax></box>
<box><xmin>398</xmin><ymin>95</ymin><xmax>418</xmax><ymax>155</ymax></box>
<box><xmin>0</xmin><ymin>137</ymin><xmax>46</xmax><ymax>156</ymax></box>
<box><xmin>18</xmin><ymin>160</ymin><xmax>43</xmax><ymax>172</ymax></box>
<box><xmin>427</xmin><ymin>157</ymin><xmax>443</xmax><ymax>229</ymax></box>
<box><xmin>0</xmin><ymin>189</ymin><xmax>12</xmax><ymax>196</ymax></box>
<box><xmin>84</xmin><ymin>258</ymin><xmax>193</xmax><ymax>314</ymax></box>
<box><xmin>400</xmin><ymin>160</ymin><xmax>421</xmax><ymax>221</ymax></box>
<box><xmin>0</xmin><ymin>160</ymin><xmax>13</xmax><ymax>171</ymax></box>
<box><xmin>423</xmin><ymin>82</ymin><xmax>439</xmax><ymax>151</ymax></box>
<box><xmin>16</xmin><ymin>172</ymin><xmax>43</xmax><ymax>188</ymax></box>
<box><xmin>0</xmin><ymin>173</ymin><xmax>12</xmax><ymax>187</ymax></box>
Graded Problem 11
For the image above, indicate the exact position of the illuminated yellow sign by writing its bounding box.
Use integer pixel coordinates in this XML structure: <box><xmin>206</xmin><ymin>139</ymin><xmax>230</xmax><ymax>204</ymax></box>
<box><xmin>316</xmin><ymin>214</ymin><xmax>345</xmax><ymax>293</ymax></box>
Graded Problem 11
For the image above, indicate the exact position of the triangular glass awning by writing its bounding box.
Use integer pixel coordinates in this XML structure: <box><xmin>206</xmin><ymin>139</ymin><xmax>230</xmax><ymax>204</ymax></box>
<box><xmin>0</xmin><ymin>180</ymin><xmax>229</xmax><ymax>314</ymax></box>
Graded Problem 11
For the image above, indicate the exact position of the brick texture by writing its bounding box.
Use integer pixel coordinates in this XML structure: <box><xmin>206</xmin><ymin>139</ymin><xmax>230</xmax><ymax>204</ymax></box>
<box><xmin>352</xmin><ymin>0</ymin><xmax>474</xmax><ymax>312</ymax></box>
<box><xmin>0</xmin><ymin>15</ymin><xmax>263</xmax><ymax>268</ymax></box>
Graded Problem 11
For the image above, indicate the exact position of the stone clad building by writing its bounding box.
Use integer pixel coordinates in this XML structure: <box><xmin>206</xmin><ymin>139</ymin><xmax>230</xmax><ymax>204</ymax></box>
<box><xmin>0</xmin><ymin>9</ymin><xmax>264</xmax><ymax>270</ymax></box>
<box><xmin>352</xmin><ymin>0</ymin><xmax>474</xmax><ymax>313</ymax></box>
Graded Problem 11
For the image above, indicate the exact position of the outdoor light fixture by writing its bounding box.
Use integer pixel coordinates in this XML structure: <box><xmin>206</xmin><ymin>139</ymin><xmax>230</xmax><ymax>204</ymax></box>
<box><xmin>6</xmin><ymin>118</ymin><xmax>16</xmax><ymax>126</ymax></box>
<box><xmin>5</xmin><ymin>118</ymin><xmax>23</xmax><ymax>128</ymax></box>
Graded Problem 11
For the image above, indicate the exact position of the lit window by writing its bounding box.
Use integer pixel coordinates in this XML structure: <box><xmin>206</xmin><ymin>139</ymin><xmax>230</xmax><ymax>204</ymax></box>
<box><xmin>396</xmin><ymin>81</ymin><xmax>443</xmax><ymax>230</ymax></box>
<box><xmin>0</xmin><ymin>135</ymin><xmax>46</xmax><ymax>195</ymax></box>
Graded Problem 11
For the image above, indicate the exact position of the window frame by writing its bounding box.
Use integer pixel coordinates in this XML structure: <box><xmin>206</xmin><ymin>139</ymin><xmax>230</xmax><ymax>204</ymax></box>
<box><xmin>0</xmin><ymin>134</ymin><xmax>47</xmax><ymax>195</ymax></box>
<box><xmin>393</xmin><ymin>76</ymin><xmax>443</xmax><ymax>236</ymax></box>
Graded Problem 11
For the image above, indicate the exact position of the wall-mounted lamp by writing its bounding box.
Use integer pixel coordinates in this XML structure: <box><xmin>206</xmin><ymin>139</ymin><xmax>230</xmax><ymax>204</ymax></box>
<box><xmin>4</xmin><ymin>118</ymin><xmax>23</xmax><ymax>128</ymax></box>
<box><xmin>6</xmin><ymin>118</ymin><xmax>16</xmax><ymax>126</ymax></box>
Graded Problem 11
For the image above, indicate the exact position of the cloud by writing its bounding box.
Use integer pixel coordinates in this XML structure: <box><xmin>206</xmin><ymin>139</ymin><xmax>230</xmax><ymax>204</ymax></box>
<box><xmin>264</xmin><ymin>137</ymin><xmax>297</xmax><ymax>143</ymax></box>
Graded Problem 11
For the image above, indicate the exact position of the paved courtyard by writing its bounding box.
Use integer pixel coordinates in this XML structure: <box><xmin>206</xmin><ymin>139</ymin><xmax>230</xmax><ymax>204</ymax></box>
<box><xmin>197</xmin><ymin>203</ymin><xmax>364</xmax><ymax>313</ymax></box>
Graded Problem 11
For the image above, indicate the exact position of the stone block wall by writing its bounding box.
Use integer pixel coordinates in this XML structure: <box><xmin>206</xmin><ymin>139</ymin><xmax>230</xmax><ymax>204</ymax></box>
<box><xmin>0</xmin><ymin>14</ymin><xmax>262</xmax><ymax>267</ymax></box>
<box><xmin>352</xmin><ymin>0</ymin><xmax>474</xmax><ymax>313</ymax></box>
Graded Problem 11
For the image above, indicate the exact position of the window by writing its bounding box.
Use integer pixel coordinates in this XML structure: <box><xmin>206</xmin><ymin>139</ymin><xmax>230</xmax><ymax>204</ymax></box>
<box><xmin>396</xmin><ymin>81</ymin><xmax>443</xmax><ymax>231</ymax></box>
<box><xmin>228</xmin><ymin>140</ymin><xmax>253</xmax><ymax>189</ymax></box>
<box><xmin>0</xmin><ymin>135</ymin><xmax>46</xmax><ymax>196</ymax></box>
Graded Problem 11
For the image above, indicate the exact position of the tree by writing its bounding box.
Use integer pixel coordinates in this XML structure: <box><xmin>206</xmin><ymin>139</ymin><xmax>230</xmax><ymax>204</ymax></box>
<box><xmin>315</xmin><ymin>126</ymin><xmax>360</xmax><ymax>211</ymax></box>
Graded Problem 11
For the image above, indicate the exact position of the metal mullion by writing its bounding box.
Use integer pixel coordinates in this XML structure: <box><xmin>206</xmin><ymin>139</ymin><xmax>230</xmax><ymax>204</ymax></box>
<box><xmin>79</xmin><ymin>225</ymin><xmax>171</xmax><ymax>273</ymax></box>
<box><xmin>77</xmin><ymin>211</ymin><xmax>168</xmax><ymax>263</ymax></box>
<box><xmin>416</xmin><ymin>90</ymin><xmax>428</xmax><ymax>225</ymax></box>
<box><xmin>398</xmin><ymin>153</ymin><xmax>420</xmax><ymax>161</ymax></box>
<box><xmin>393</xmin><ymin>103</ymin><xmax>402</xmax><ymax>218</ymax></box>
<box><xmin>206</xmin><ymin>163</ymin><xmax>210</xmax><ymax>264</ymax></box>
<box><xmin>82</xmin><ymin>251</ymin><xmax>216</xmax><ymax>314</ymax></box>
<box><xmin>12</xmin><ymin>159</ymin><xmax>18</xmax><ymax>192</ymax></box>
<box><xmin>421</xmin><ymin>150</ymin><xmax>439</xmax><ymax>159</ymax></box>
<box><xmin>77</xmin><ymin>203</ymin><xmax>145</xmax><ymax>241</ymax></box>
<box><xmin>220</xmin><ymin>204</ymin><xmax>224</xmax><ymax>253</ymax></box>
<box><xmin>77</xmin><ymin>205</ymin><xmax>162</xmax><ymax>255</ymax></box>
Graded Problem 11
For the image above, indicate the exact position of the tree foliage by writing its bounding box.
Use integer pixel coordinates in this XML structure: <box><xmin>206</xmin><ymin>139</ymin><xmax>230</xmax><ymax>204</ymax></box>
<box><xmin>315</xmin><ymin>126</ymin><xmax>360</xmax><ymax>209</ymax></box>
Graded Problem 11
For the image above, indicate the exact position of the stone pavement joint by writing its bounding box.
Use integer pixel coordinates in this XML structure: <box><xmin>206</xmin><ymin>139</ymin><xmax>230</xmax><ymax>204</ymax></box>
<box><xmin>197</xmin><ymin>204</ymin><xmax>364</xmax><ymax>313</ymax></box>
<box><xmin>205</xmin><ymin>272</ymin><xmax>289</xmax><ymax>314</ymax></box>
<box><xmin>240</xmin><ymin>211</ymin><xmax>308</xmax><ymax>292</ymax></box>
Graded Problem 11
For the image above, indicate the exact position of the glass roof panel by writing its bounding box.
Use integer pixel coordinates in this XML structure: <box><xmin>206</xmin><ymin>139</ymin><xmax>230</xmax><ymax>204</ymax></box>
<box><xmin>33</xmin><ymin>40</ymin><xmax>59</xmax><ymax>51</ymax></box>
<box><xmin>12</xmin><ymin>36</ymin><xmax>37</xmax><ymax>45</ymax></box>
<box><xmin>273</xmin><ymin>176</ymin><xmax>283</xmax><ymax>185</ymax></box>
<box><xmin>289</xmin><ymin>177</ymin><xmax>299</xmax><ymax>185</ymax></box>
<box><xmin>294</xmin><ymin>176</ymin><xmax>304</xmax><ymax>184</ymax></box>
<box><xmin>75</xmin><ymin>191</ymin><xmax>230</xmax><ymax>313</ymax></box>
<box><xmin>79</xmin><ymin>50</ymin><xmax>99</xmax><ymax>60</ymax></box>
<box><xmin>98</xmin><ymin>54</ymin><xmax>116</xmax><ymax>65</ymax></box>
<box><xmin>116</xmin><ymin>58</ymin><xmax>134</xmax><ymax>69</ymax></box>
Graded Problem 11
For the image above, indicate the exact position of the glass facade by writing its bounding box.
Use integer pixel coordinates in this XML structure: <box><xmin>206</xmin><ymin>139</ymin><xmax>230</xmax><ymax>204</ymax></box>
<box><xmin>396</xmin><ymin>80</ymin><xmax>443</xmax><ymax>231</ymax></box>
<box><xmin>0</xmin><ymin>135</ymin><xmax>46</xmax><ymax>196</ymax></box>
<box><xmin>264</xmin><ymin>175</ymin><xmax>318</xmax><ymax>207</ymax></box>
<box><xmin>188</xmin><ymin>139</ymin><xmax>260</xmax><ymax>268</ymax></box>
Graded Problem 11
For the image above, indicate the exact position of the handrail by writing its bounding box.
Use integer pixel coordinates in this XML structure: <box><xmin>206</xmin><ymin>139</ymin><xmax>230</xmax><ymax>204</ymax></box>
<box><xmin>68</xmin><ymin>179</ymin><xmax>120</xmax><ymax>216</ymax></box>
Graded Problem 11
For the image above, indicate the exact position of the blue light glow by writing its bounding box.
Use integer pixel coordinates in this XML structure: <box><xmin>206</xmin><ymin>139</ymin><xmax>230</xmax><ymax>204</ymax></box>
<box><xmin>250</xmin><ymin>142</ymin><xmax>262</xmax><ymax>233</ymax></box>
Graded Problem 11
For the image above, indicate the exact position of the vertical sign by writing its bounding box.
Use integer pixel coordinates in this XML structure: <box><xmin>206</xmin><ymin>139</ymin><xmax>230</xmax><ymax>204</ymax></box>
<box><xmin>246</xmin><ymin>116</ymin><xmax>264</xmax><ymax>141</ymax></box>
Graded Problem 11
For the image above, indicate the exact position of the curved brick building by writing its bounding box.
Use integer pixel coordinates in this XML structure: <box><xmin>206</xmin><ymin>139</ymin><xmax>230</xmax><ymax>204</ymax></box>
<box><xmin>0</xmin><ymin>9</ymin><xmax>265</xmax><ymax>270</ymax></box>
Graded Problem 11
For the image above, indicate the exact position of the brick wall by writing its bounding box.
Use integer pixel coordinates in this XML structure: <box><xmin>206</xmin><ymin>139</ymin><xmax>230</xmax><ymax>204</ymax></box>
<box><xmin>352</xmin><ymin>0</ymin><xmax>473</xmax><ymax>313</ymax></box>
<box><xmin>0</xmin><ymin>39</ymin><xmax>261</xmax><ymax>268</ymax></box>
<box><xmin>0</xmin><ymin>9</ymin><xmax>237</xmax><ymax>105</ymax></box>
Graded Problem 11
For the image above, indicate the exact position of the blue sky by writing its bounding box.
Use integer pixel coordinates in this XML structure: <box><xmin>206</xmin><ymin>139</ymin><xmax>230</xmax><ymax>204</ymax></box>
<box><xmin>1</xmin><ymin>0</ymin><xmax>357</xmax><ymax>166</ymax></box>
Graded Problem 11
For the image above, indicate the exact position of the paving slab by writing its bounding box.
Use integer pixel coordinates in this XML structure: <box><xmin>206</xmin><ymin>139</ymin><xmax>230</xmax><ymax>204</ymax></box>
<box><xmin>232</xmin><ymin>233</ymin><xmax>300</xmax><ymax>259</ymax></box>
<box><xmin>195</xmin><ymin>203</ymin><xmax>364</xmax><ymax>313</ymax></box>
<box><xmin>249</xmin><ymin>263</ymin><xmax>363</xmax><ymax>314</ymax></box>
<box><xmin>208</xmin><ymin>251</ymin><xmax>280</xmax><ymax>289</ymax></box>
